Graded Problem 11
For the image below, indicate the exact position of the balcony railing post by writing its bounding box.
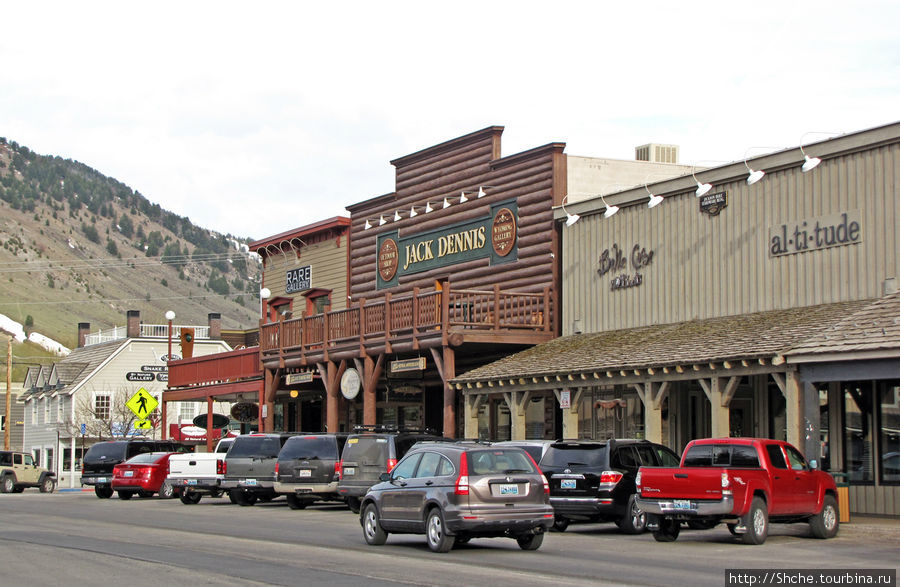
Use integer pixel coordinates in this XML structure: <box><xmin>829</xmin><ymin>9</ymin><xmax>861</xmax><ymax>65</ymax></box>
<box><xmin>543</xmin><ymin>286</ymin><xmax>551</xmax><ymax>332</ymax></box>
<box><xmin>358</xmin><ymin>298</ymin><xmax>367</xmax><ymax>356</ymax></box>
<box><xmin>493</xmin><ymin>284</ymin><xmax>501</xmax><ymax>330</ymax></box>
<box><xmin>412</xmin><ymin>287</ymin><xmax>420</xmax><ymax>342</ymax></box>
<box><xmin>384</xmin><ymin>293</ymin><xmax>392</xmax><ymax>354</ymax></box>
<box><xmin>441</xmin><ymin>282</ymin><xmax>449</xmax><ymax>346</ymax></box>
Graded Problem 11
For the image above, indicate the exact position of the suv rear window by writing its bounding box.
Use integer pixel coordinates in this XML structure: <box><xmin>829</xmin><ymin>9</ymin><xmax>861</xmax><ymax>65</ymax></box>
<box><xmin>468</xmin><ymin>449</ymin><xmax>536</xmax><ymax>475</ymax></box>
<box><xmin>280</xmin><ymin>436</ymin><xmax>338</xmax><ymax>460</ymax></box>
<box><xmin>683</xmin><ymin>444</ymin><xmax>760</xmax><ymax>467</ymax></box>
<box><xmin>85</xmin><ymin>443</ymin><xmax>128</xmax><ymax>461</ymax></box>
<box><xmin>228</xmin><ymin>436</ymin><xmax>284</xmax><ymax>458</ymax></box>
<box><xmin>343</xmin><ymin>437</ymin><xmax>389</xmax><ymax>463</ymax></box>
<box><xmin>541</xmin><ymin>444</ymin><xmax>609</xmax><ymax>468</ymax></box>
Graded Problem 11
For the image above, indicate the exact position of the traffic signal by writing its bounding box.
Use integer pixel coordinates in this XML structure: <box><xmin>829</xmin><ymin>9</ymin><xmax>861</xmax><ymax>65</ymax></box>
<box><xmin>179</xmin><ymin>327</ymin><xmax>195</xmax><ymax>358</ymax></box>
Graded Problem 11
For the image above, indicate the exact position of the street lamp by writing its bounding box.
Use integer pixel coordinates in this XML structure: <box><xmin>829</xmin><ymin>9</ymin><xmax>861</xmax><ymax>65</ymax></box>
<box><xmin>165</xmin><ymin>310</ymin><xmax>175</xmax><ymax>360</ymax></box>
<box><xmin>259</xmin><ymin>288</ymin><xmax>271</xmax><ymax>322</ymax></box>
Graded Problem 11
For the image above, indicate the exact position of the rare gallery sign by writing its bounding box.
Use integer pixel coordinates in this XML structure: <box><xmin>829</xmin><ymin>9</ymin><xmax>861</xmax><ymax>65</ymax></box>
<box><xmin>376</xmin><ymin>202</ymin><xmax>518</xmax><ymax>289</ymax></box>
<box><xmin>768</xmin><ymin>211</ymin><xmax>862</xmax><ymax>257</ymax></box>
<box><xmin>597</xmin><ymin>242</ymin><xmax>655</xmax><ymax>291</ymax></box>
<box><xmin>285</xmin><ymin>265</ymin><xmax>312</xmax><ymax>294</ymax></box>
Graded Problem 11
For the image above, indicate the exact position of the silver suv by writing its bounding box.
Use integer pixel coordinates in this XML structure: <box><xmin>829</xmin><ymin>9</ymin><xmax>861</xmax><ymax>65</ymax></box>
<box><xmin>359</xmin><ymin>441</ymin><xmax>554</xmax><ymax>552</ymax></box>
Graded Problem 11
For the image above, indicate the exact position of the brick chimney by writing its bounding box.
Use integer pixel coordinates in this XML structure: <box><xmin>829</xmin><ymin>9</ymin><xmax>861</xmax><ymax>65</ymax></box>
<box><xmin>77</xmin><ymin>322</ymin><xmax>90</xmax><ymax>348</ymax></box>
<box><xmin>208</xmin><ymin>313</ymin><xmax>222</xmax><ymax>339</ymax></box>
<box><xmin>126</xmin><ymin>310</ymin><xmax>141</xmax><ymax>338</ymax></box>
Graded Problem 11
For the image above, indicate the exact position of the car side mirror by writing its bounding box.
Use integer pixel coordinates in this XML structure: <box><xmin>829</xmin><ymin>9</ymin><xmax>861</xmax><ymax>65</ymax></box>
<box><xmin>809</xmin><ymin>459</ymin><xmax>818</xmax><ymax>470</ymax></box>
<box><xmin>379</xmin><ymin>472</ymin><xmax>391</xmax><ymax>482</ymax></box>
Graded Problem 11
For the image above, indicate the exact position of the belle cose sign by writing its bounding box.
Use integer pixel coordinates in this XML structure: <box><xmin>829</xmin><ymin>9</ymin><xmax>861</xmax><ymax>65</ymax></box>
<box><xmin>597</xmin><ymin>243</ymin><xmax>654</xmax><ymax>291</ymax></box>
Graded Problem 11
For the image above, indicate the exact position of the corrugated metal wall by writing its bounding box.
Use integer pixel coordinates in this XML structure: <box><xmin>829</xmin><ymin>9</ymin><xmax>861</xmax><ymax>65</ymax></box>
<box><xmin>563</xmin><ymin>142</ymin><xmax>899</xmax><ymax>334</ymax></box>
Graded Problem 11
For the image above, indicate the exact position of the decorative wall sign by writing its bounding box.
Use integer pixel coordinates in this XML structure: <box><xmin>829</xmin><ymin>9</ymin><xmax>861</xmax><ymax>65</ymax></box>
<box><xmin>597</xmin><ymin>243</ymin><xmax>655</xmax><ymax>291</ymax></box>
<box><xmin>341</xmin><ymin>368</ymin><xmax>361</xmax><ymax>400</ymax></box>
<box><xmin>700</xmin><ymin>191</ymin><xmax>727</xmax><ymax>215</ymax></box>
<box><xmin>285</xmin><ymin>372</ymin><xmax>314</xmax><ymax>385</ymax></box>
<box><xmin>285</xmin><ymin>265</ymin><xmax>312</xmax><ymax>293</ymax></box>
<box><xmin>230</xmin><ymin>402</ymin><xmax>259</xmax><ymax>423</ymax></box>
<box><xmin>376</xmin><ymin>201</ymin><xmax>518</xmax><ymax>289</ymax></box>
<box><xmin>390</xmin><ymin>357</ymin><xmax>426</xmax><ymax>373</ymax></box>
<box><xmin>769</xmin><ymin>211</ymin><xmax>862</xmax><ymax>257</ymax></box>
<box><xmin>141</xmin><ymin>365</ymin><xmax>167</xmax><ymax>372</ymax></box>
<box><xmin>126</xmin><ymin>372</ymin><xmax>155</xmax><ymax>382</ymax></box>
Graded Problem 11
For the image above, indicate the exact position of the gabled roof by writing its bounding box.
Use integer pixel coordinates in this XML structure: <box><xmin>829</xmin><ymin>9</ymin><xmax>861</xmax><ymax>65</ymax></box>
<box><xmin>786</xmin><ymin>291</ymin><xmax>900</xmax><ymax>362</ymax></box>
<box><xmin>21</xmin><ymin>340</ymin><xmax>125</xmax><ymax>402</ymax></box>
<box><xmin>451</xmin><ymin>299</ymin><xmax>870</xmax><ymax>385</ymax></box>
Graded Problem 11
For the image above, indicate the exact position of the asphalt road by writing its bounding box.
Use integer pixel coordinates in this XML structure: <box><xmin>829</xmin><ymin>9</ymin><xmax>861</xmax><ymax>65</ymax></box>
<box><xmin>0</xmin><ymin>491</ymin><xmax>896</xmax><ymax>586</ymax></box>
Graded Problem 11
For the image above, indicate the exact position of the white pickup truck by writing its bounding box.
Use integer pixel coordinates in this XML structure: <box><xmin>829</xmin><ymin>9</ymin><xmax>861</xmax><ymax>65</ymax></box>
<box><xmin>166</xmin><ymin>437</ymin><xmax>235</xmax><ymax>504</ymax></box>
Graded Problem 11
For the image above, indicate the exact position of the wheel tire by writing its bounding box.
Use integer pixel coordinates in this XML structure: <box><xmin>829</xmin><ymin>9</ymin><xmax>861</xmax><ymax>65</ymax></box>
<box><xmin>118</xmin><ymin>491</ymin><xmax>134</xmax><ymax>500</ymax></box>
<box><xmin>12</xmin><ymin>487</ymin><xmax>24</xmax><ymax>493</ymax></box>
<box><xmin>39</xmin><ymin>477</ymin><xmax>56</xmax><ymax>494</ymax></box>
<box><xmin>346</xmin><ymin>497</ymin><xmax>361</xmax><ymax>514</ymax></box>
<box><xmin>652</xmin><ymin>518</ymin><xmax>681</xmax><ymax>542</ymax></box>
<box><xmin>1</xmin><ymin>475</ymin><xmax>15</xmax><ymax>493</ymax></box>
<box><xmin>425</xmin><ymin>508</ymin><xmax>455</xmax><ymax>553</ymax></box>
<box><xmin>809</xmin><ymin>494</ymin><xmax>839</xmax><ymax>539</ymax></box>
<box><xmin>180</xmin><ymin>492</ymin><xmax>202</xmax><ymax>505</ymax></box>
<box><xmin>232</xmin><ymin>489</ymin><xmax>257</xmax><ymax>506</ymax></box>
<box><xmin>228</xmin><ymin>491</ymin><xmax>238</xmax><ymax>504</ymax></box>
<box><xmin>286</xmin><ymin>494</ymin><xmax>308</xmax><ymax>510</ymax></box>
<box><xmin>742</xmin><ymin>497</ymin><xmax>769</xmax><ymax>545</ymax></box>
<box><xmin>618</xmin><ymin>494</ymin><xmax>647</xmax><ymax>534</ymax></box>
<box><xmin>516</xmin><ymin>532</ymin><xmax>545</xmax><ymax>551</ymax></box>
<box><xmin>95</xmin><ymin>486</ymin><xmax>113</xmax><ymax>499</ymax></box>
<box><xmin>551</xmin><ymin>516</ymin><xmax>569</xmax><ymax>532</ymax></box>
<box><xmin>362</xmin><ymin>503</ymin><xmax>388</xmax><ymax>546</ymax></box>
<box><xmin>159</xmin><ymin>481</ymin><xmax>175</xmax><ymax>499</ymax></box>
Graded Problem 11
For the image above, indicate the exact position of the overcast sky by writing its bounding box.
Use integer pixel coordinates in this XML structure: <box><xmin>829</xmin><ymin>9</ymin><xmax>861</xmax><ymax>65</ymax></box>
<box><xmin>3</xmin><ymin>1</ymin><xmax>898</xmax><ymax>239</ymax></box>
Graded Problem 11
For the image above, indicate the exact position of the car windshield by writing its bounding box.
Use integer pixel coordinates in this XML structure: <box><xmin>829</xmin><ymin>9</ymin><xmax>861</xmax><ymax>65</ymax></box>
<box><xmin>280</xmin><ymin>436</ymin><xmax>337</xmax><ymax>460</ymax></box>
<box><xmin>124</xmin><ymin>452</ymin><xmax>166</xmax><ymax>465</ymax></box>
<box><xmin>467</xmin><ymin>449</ymin><xmax>536</xmax><ymax>475</ymax></box>
<box><xmin>541</xmin><ymin>444</ymin><xmax>608</xmax><ymax>468</ymax></box>
<box><xmin>85</xmin><ymin>443</ymin><xmax>127</xmax><ymax>461</ymax></box>
<box><xmin>228</xmin><ymin>437</ymin><xmax>283</xmax><ymax>458</ymax></box>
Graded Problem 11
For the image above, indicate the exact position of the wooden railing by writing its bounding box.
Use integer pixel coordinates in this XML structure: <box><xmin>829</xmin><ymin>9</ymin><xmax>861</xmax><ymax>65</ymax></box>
<box><xmin>259</xmin><ymin>285</ymin><xmax>551</xmax><ymax>358</ymax></box>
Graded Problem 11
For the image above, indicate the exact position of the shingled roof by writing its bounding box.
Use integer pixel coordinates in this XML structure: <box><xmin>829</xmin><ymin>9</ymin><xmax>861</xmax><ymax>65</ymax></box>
<box><xmin>451</xmin><ymin>299</ymin><xmax>871</xmax><ymax>384</ymax></box>
<box><xmin>20</xmin><ymin>340</ymin><xmax>125</xmax><ymax>400</ymax></box>
<box><xmin>786</xmin><ymin>291</ymin><xmax>900</xmax><ymax>359</ymax></box>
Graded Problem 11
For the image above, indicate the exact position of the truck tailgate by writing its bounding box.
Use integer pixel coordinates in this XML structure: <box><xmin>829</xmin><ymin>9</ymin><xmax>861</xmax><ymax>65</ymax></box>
<box><xmin>168</xmin><ymin>454</ymin><xmax>219</xmax><ymax>477</ymax></box>
<box><xmin>639</xmin><ymin>467</ymin><xmax>727</xmax><ymax>501</ymax></box>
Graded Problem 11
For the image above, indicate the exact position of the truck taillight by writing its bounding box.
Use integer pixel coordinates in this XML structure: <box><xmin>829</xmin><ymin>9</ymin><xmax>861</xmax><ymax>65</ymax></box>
<box><xmin>455</xmin><ymin>453</ymin><xmax>469</xmax><ymax>495</ymax></box>
<box><xmin>217</xmin><ymin>460</ymin><xmax>226</xmax><ymax>475</ymax></box>
<box><xmin>721</xmin><ymin>471</ymin><xmax>731</xmax><ymax>489</ymax></box>
<box><xmin>274</xmin><ymin>462</ymin><xmax>279</xmax><ymax>480</ymax></box>
<box><xmin>635</xmin><ymin>471</ymin><xmax>642</xmax><ymax>489</ymax></box>
<box><xmin>600</xmin><ymin>471</ymin><xmax>624</xmax><ymax>485</ymax></box>
<box><xmin>386</xmin><ymin>458</ymin><xmax>398</xmax><ymax>472</ymax></box>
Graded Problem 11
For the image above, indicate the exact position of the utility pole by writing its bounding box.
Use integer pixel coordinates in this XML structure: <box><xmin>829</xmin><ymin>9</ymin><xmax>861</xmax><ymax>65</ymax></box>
<box><xmin>5</xmin><ymin>339</ymin><xmax>11</xmax><ymax>451</ymax></box>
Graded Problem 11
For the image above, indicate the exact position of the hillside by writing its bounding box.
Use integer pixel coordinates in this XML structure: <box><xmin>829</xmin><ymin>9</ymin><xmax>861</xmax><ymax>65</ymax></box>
<box><xmin>0</xmin><ymin>137</ymin><xmax>263</xmax><ymax>378</ymax></box>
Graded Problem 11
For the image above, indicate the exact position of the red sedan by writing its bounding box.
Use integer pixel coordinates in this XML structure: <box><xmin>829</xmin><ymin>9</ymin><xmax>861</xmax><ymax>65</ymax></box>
<box><xmin>111</xmin><ymin>452</ymin><xmax>178</xmax><ymax>499</ymax></box>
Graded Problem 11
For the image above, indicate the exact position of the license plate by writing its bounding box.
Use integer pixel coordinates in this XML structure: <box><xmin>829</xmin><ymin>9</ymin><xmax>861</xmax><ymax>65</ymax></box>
<box><xmin>499</xmin><ymin>484</ymin><xmax>519</xmax><ymax>495</ymax></box>
<box><xmin>124</xmin><ymin>471</ymin><xmax>134</xmax><ymax>478</ymax></box>
<box><xmin>343</xmin><ymin>467</ymin><xmax>355</xmax><ymax>476</ymax></box>
<box><xmin>299</xmin><ymin>469</ymin><xmax>312</xmax><ymax>478</ymax></box>
<box><xmin>186</xmin><ymin>479</ymin><xmax>197</xmax><ymax>486</ymax></box>
<box><xmin>673</xmin><ymin>499</ymin><xmax>692</xmax><ymax>510</ymax></box>
<box><xmin>561</xmin><ymin>479</ymin><xmax>576</xmax><ymax>489</ymax></box>
<box><xmin>243</xmin><ymin>479</ymin><xmax>258</xmax><ymax>486</ymax></box>
<box><xmin>97</xmin><ymin>477</ymin><xmax>107</xmax><ymax>483</ymax></box>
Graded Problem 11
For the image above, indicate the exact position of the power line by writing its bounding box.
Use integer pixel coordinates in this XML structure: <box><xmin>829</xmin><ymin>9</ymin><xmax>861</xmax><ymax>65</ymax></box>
<box><xmin>0</xmin><ymin>291</ymin><xmax>258</xmax><ymax>307</ymax></box>
<box><xmin>0</xmin><ymin>252</ymin><xmax>261</xmax><ymax>274</ymax></box>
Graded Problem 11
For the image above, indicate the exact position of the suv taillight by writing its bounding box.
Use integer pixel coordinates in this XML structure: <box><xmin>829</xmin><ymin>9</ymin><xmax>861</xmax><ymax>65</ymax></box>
<box><xmin>217</xmin><ymin>460</ymin><xmax>226</xmax><ymax>475</ymax></box>
<box><xmin>274</xmin><ymin>462</ymin><xmax>280</xmax><ymax>480</ymax></box>
<box><xmin>455</xmin><ymin>453</ymin><xmax>469</xmax><ymax>495</ymax></box>
<box><xmin>334</xmin><ymin>461</ymin><xmax>342</xmax><ymax>481</ymax></box>
<box><xmin>599</xmin><ymin>471</ymin><xmax>624</xmax><ymax>485</ymax></box>
<box><xmin>386</xmin><ymin>458</ymin><xmax>397</xmax><ymax>472</ymax></box>
<box><xmin>523</xmin><ymin>451</ymin><xmax>549</xmax><ymax>494</ymax></box>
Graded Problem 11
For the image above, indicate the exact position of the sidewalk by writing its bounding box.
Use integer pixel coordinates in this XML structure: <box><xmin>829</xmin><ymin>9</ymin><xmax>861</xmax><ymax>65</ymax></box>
<box><xmin>840</xmin><ymin>515</ymin><xmax>900</xmax><ymax>539</ymax></box>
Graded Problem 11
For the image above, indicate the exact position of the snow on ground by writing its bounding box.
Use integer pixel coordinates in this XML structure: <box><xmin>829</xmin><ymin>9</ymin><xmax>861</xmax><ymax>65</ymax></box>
<box><xmin>0</xmin><ymin>313</ymin><xmax>71</xmax><ymax>355</ymax></box>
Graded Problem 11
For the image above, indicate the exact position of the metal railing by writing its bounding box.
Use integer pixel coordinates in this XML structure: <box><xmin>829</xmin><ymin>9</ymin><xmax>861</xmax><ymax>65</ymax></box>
<box><xmin>84</xmin><ymin>324</ymin><xmax>211</xmax><ymax>346</ymax></box>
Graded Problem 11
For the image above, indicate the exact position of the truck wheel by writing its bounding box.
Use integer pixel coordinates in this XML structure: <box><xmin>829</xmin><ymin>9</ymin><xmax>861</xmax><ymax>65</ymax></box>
<box><xmin>552</xmin><ymin>516</ymin><xmax>569</xmax><ymax>532</ymax></box>
<box><xmin>232</xmin><ymin>489</ymin><xmax>257</xmax><ymax>506</ymax></box>
<box><xmin>652</xmin><ymin>518</ymin><xmax>680</xmax><ymax>542</ymax></box>
<box><xmin>39</xmin><ymin>477</ymin><xmax>56</xmax><ymax>493</ymax></box>
<box><xmin>617</xmin><ymin>494</ymin><xmax>647</xmax><ymax>534</ymax></box>
<box><xmin>742</xmin><ymin>497</ymin><xmax>768</xmax><ymax>545</ymax></box>
<box><xmin>95</xmin><ymin>486</ymin><xmax>113</xmax><ymax>499</ymax></box>
<box><xmin>286</xmin><ymin>494</ymin><xmax>308</xmax><ymax>510</ymax></box>
<box><xmin>809</xmin><ymin>494</ymin><xmax>839</xmax><ymax>539</ymax></box>
<box><xmin>1</xmin><ymin>475</ymin><xmax>15</xmax><ymax>493</ymax></box>
<box><xmin>118</xmin><ymin>491</ymin><xmax>134</xmax><ymax>500</ymax></box>
<box><xmin>180</xmin><ymin>492</ymin><xmax>202</xmax><ymax>505</ymax></box>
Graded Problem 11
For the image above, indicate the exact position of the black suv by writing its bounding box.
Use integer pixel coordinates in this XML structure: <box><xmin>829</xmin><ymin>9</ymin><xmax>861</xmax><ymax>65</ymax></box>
<box><xmin>338</xmin><ymin>426</ymin><xmax>446</xmax><ymax>513</ymax></box>
<box><xmin>220</xmin><ymin>433</ymin><xmax>299</xmax><ymax>506</ymax></box>
<box><xmin>274</xmin><ymin>433</ymin><xmax>349</xmax><ymax>509</ymax></box>
<box><xmin>81</xmin><ymin>440</ymin><xmax>185</xmax><ymax>498</ymax></box>
<box><xmin>540</xmin><ymin>439</ymin><xmax>680</xmax><ymax>533</ymax></box>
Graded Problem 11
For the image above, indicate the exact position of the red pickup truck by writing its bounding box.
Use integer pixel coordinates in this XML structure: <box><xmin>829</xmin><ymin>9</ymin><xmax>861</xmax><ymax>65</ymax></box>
<box><xmin>634</xmin><ymin>438</ymin><xmax>838</xmax><ymax>545</ymax></box>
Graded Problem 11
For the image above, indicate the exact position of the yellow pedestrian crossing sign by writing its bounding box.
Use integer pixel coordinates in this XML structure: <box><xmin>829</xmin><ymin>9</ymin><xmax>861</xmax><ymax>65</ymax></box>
<box><xmin>126</xmin><ymin>388</ymin><xmax>158</xmax><ymax>419</ymax></box>
<box><xmin>134</xmin><ymin>419</ymin><xmax>152</xmax><ymax>429</ymax></box>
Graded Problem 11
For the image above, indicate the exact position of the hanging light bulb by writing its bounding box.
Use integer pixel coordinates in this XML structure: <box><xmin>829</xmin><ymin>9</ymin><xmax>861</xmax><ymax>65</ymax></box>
<box><xmin>409</xmin><ymin>206</ymin><xmax>417</xmax><ymax>218</ymax></box>
<box><xmin>477</xmin><ymin>186</ymin><xmax>486</xmax><ymax>198</ymax></box>
<box><xmin>561</xmin><ymin>195</ymin><xmax>580</xmax><ymax>227</ymax></box>
<box><xmin>394</xmin><ymin>210</ymin><xmax>402</xmax><ymax>221</ymax></box>
<box><xmin>364</xmin><ymin>219</ymin><xmax>372</xmax><ymax>230</ymax></box>
<box><xmin>647</xmin><ymin>193</ymin><xmax>664</xmax><ymax>208</ymax></box>
<box><xmin>692</xmin><ymin>167</ymin><xmax>712</xmax><ymax>197</ymax></box>
<box><xmin>601</xmin><ymin>196</ymin><xmax>619</xmax><ymax>218</ymax></box>
<box><xmin>378</xmin><ymin>215</ymin><xmax>387</xmax><ymax>226</ymax></box>
<box><xmin>425</xmin><ymin>202</ymin><xmax>434</xmax><ymax>213</ymax></box>
<box><xmin>443</xmin><ymin>197</ymin><xmax>451</xmax><ymax>209</ymax></box>
<box><xmin>459</xmin><ymin>191</ymin><xmax>468</xmax><ymax>203</ymax></box>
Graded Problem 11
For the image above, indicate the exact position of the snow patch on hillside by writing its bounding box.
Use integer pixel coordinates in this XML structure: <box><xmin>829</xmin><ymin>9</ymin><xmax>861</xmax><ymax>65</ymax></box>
<box><xmin>0</xmin><ymin>313</ymin><xmax>71</xmax><ymax>356</ymax></box>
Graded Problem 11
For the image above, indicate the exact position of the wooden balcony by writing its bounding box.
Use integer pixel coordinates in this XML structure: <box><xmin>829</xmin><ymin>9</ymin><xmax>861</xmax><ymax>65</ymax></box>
<box><xmin>260</xmin><ymin>285</ymin><xmax>554</xmax><ymax>368</ymax></box>
<box><xmin>165</xmin><ymin>346</ymin><xmax>263</xmax><ymax>401</ymax></box>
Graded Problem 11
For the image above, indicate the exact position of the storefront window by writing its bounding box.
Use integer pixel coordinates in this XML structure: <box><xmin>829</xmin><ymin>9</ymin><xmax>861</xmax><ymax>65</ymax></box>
<box><xmin>843</xmin><ymin>383</ymin><xmax>874</xmax><ymax>483</ymax></box>
<box><xmin>580</xmin><ymin>388</ymin><xmax>643</xmax><ymax>440</ymax></box>
<box><xmin>880</xmin><ymin>382</ymin><xmax>900</xmax><ymax>484</ymax></box>
<box><xmin>62</xmin><ymin>447</ymin><xmax>86</xmax><ymax>471</ymax></box>
<box><xmin>819</xmin><ymin>387</ymin><xmax>831</xmax><ymax>471</ymax></box>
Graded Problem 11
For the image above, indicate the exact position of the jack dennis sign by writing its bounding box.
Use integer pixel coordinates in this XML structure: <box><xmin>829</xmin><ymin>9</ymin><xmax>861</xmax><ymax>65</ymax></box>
<box><xmin>376</xmin><ymin>201</ymin><xmax>518</xmax><ymax>289</ymax></box>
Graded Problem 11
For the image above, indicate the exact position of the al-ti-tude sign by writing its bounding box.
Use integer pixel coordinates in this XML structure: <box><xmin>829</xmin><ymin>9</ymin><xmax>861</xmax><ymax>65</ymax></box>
<box><xmin>768</xmin><ymin>211</ymin><xmax>862</xmax><ymax>257</ymax></box>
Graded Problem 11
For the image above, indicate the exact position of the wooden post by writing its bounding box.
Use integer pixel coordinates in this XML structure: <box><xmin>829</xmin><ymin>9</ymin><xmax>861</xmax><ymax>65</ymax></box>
<box><xmin>442</xmin><ymin>347</ymin><xmax>456</xmax><ymax>438</ymax></box>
